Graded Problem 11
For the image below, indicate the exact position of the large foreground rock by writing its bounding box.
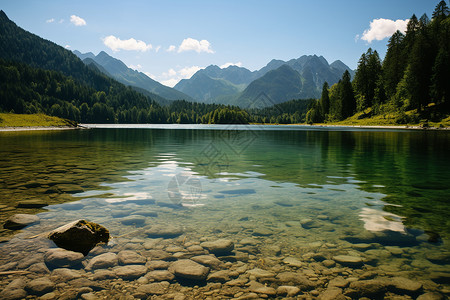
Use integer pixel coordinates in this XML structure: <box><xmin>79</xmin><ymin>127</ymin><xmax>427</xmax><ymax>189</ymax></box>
<box><xmin>4</xmin><ymin>214</ymin><xmax>40</xmax><ymax>230</ymax></box>
<box><xmin>200</xmin><ymin>239</ymin><xmax>234</xmax><ymax>255</ymax></box>
<box><xmin>169</xmin><ymin>259</ymin><xmax>210</xmax><ymax>280</ymax></box>
<box><xmin>48</xmin><ymin>220</ymin><xmax>109</xmax><ymax>255</ymax></box>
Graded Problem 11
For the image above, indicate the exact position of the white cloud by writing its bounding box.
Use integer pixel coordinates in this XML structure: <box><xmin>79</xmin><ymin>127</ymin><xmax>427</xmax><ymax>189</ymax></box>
<box><xmin>163</xmin><ymin>68</ymin><xmax>177</xmax><ymax>77</ymax></box>
<box><xmin>167</xmin><ymin>45</ymin><xmax>176</xmax><ymax>52</ymax></box>
<box><xmin>70</xmin><ymin>15</ymin><xmax>87</xmax><ymax>26</ymax></box>
<box><xmin>103</xmin><ymin>35</ymin><xmax>152</xmax><ymax>52</ymax></box>
<box><xmin>155</xmin><ymin>45</ymin><xmax>161</xmax><ymax>53</ymax></box>
<box><xmin>178</xmin><ymin>38</ymin><xmax>214</xmax><ymax>53</ymax></box>
<box><xmin>360</xmin><ymin>18</ymin><xmax>408</xmax><ymax>43</ymax></box>
<box><xmin>178</xmin><ymin>66</ymin><xmax>201</xmax><ymax>78</ymax></box>
<box><xmin>129</xmin><ymin>64</ymin><xmax>142</xmax><ymax>70</ymax></box>
<box><xmin>46</xmin><ymin>18</ymin><xmax>55</xmax><ymax>23</ymax></box>
<box><xmin>157</xmin><ymin>65</ymin><xmax>203</xmax><ymax>87</ymax></box>
<box><xmin>220</xmin><ymin>62</ymin><xmax>243</xmax><ymax>68</ymax></box>
<box><xmin>161</xmin><ymin>78</ymin><xmax>180</xmax><ymax>88</ymax></box>
<box><xmin>64</xmin><ymin>45</ymin><xmax>71</xmax><ymax>49</ymax></box>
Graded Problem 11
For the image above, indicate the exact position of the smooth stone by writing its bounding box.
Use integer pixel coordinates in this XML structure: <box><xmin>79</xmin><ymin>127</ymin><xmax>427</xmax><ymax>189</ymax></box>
<box><xmin>200</xmin><ymin>239</ymin><xmax>234</xmax><ymax>255</ymax></box>
<box><xmin>119</xmin><ymin>215</ymin><xmax>147</xmax><ymax>226</ymax></box>
<box><xmin>50</xmin><ymin>268</ymin><xmax>83</xmax><ymax>281</ymax></box>
<box><xmin>85</xmin><ymin>252</ymin><xmax>118</xmax><ymax>270</ymax></box>
<box><xmin>300</xmin><ymin>218</ymin><xmax>315</xmax><ymax>229</ymax></box>
<box><xmin>348</xmin><ymin>280</ymin><xmax>387</xmax><ymax>298</ymax></box>
<box><xmin>145</xmin><ymin>225</ymin><xmax>183</xmax><ymax>238</ymax></box>
<box><xmin>169</xmin><ymin>259</ymin><xmax>210</xmax><ymax>280</ymax></box>
<box><xmin>322</xmin><ymin>259</ymin><xmax>336</xmax><ymax>268</ymax></box>
<box><xmin>92</xmin><ymin>269</ymin><xmax>117</xmax><ymax>280</ymax></box>
<box><xmin>16</xmin><ymin>199</ymin><xmax>48</xmax><ymax>208</ymax></box>
<box><xmin>4</xmin><ymin>213</ymin><xmax>40</xmax><ymax>230</ymax></box>
<box><xmin>333</xmin><ymin>255</ymin><xmax>363</xmax><ymax>267</ymax></box>
<box><xmin>388</xmin><ymin>276</ymin><xmax>423</xmax><ymax>295</ymax></box>
<box><xmin>328</xmin><ymin>276</ymin><xmax>349</xmax><ymax>288</ymax></box>
<box><xmin>0</xmin><ymin>288</ymin><xmax>28</xmax><ymax>300</ymax></box>
<box><xmin>28</xmin><ymin>262</ymin><xmax>50</xmax><ymax>274</ymax></box>
<box><xmin>48</xmin><ymin>220</ymin><xmax>109</xmax><ymax>255</ymax></box>
<box><xmin>426</xmin><ymin>252</ymin><xmax>450</xmax><ymax>264</ymax></box>
<box><xmin>147</xmin><ymin>249</ymin><xmax>173</xmax><ymax>261</ymax></box>
<box><xmin>165</xmin><ymin>246</ymin><xmax>185</xmax><ymax>253</ymax></box>
<box><xmin>135</xmin><ymin>283</ymin><xmax>168</xmax><ymax>296</ymax></box>
<box><xmin>246</xmin><ymin>268</ymin><xmax>276</xmax><ymax>279</ymax></box>
<box><xmin>187</xmin><ymin>245</ymin><xmax>204</xmax><ymax>252</ymax></box>
<box><xmin>319</xmin><ymin>287</ymin><xmax>346</xmax><ymax>300</ymax></box>
<box><xmin>417</xmin><ymin>292</ymin><xmax>445</xmax><ymax>300</ymax></box>
<box><xmin>248</xmin><ymin>281</ymin><xmax>276</xmax><ymax>295</ymax></box>
<box><xmin>68</xmin><ymin>278</ymin><xmax>104</xmax><ymax>291</ymax></box>
<box><xmin>276</xmin><ymin>285</ymin><xmax>300</xmax><ymax>297</ymax></box>
<box><xmin>239</xmin><ymin>238</ymin><xmax>259</xmax><ymax>245</ymax></box>
<box><xmin>145</xmin><ymin>270</ymin><xmax>175</xmax><ymax>281</ymax></box>
<box><xmin>283</xmin><ymin>257</ymin><xmax>303</xmax><ymax>267</ymax></box>
<box><xmin>191</xmin><ymin>255</ymin><xmax>223</xmax><ymax>269</ymax></box>
<box><xmin>146</xmin><ymin>260</ymin><xmax>170</xmax><ymax>270</ymax></box>
<box><xmin>25</xmin><ymin>277</ymin><xmax>55</xmax><ymax>296</ymax></box>
<box><xmin>117</xmin><ymin>250</ymin><xmax>146</xmax><ymax>265</ymax></box>
<box><xmin>429</xmin><ymin>272</ymin><xmax>450</xmax><ymax>284</ymax></box>
<box><xmin>276</xmin><ymin>272</ymin><xmax>316</xmax><ymax>290</ymax></box>
<box><xmin>207</xmin><ymin>270</ymin><xmax>231</xmax><ymax>282</ymax></box>
<box><xmin>80</xmin><ymin>292</ymin><xmax>97</xmax><ymax>300</ymax></box>
<box><xmin>44</xmin><ymin>248</ymin><xmax>84</xmax><ymax>268</ymax></box>
<box><xmin>5</xmin><ymin>279</ymin><xmax>26</xmax><ymax>290</ymax></box>
<box><xmin>40</xmin><ymin>292</ymin><xmax>57</xmax><ymax>300</ymax></box>
<box><xmin>351</xmin><ymin>243</ymin><xmax>373</xmax><ymax>251</ymax></box>
<box><xmin>252</xmin><ymin>228</ymin><xmax>273</xmax><ymax>236</ymax></box>
<box><xmin>113</xmin><ymin>265</ymin><xmax>148</xmax><ymax>280</ymax></box>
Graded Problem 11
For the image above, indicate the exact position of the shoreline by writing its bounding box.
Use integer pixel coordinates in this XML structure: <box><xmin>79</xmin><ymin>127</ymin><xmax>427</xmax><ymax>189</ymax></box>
<box><xmin>0</xmin><ymin>125</ymin><xmax>81</xmax><ymax>132</ymax></box>
<box><xmin>1</xmin><ymin>123</ymin><xmax>449</xmax><ymax>131</ymax></box>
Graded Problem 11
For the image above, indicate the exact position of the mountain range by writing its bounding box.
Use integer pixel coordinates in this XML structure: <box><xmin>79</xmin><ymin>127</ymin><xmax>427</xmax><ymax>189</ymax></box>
<box><xmin>73</xmin><ymin>50</ymin><xmax>192</xmax><ymax>102</ymax></box>
<box><xmin>73</xmin><ymin>51</ymin><xmax>354</xmax><ymax>108</ymax></box>
<box><xmin>174</xmin><ymin>55</ymin><xmax>354</xmax><ymax>107</ymax></box>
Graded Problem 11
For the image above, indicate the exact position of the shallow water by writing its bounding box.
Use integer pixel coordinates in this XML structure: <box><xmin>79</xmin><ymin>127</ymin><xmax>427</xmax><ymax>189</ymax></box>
<box><xmin>0</xmin><ymin>125</ymin><xmax>449</xmax><ymax>298</ymax></box>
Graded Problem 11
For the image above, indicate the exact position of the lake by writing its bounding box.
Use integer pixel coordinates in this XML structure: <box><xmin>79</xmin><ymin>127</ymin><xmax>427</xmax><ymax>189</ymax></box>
<box><xmin>0</xmin><ymin>125</ymin><xmax>449</xmax><ymax>298</ymax></box>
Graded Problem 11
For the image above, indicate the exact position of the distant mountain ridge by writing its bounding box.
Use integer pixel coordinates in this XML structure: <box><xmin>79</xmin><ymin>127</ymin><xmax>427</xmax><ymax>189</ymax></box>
<box><xmin>73</xmin><ymin>50</ymin><xmax>192</xmax><ymax>102</ymax></box>
<box><xmin>175</xmin><ymin>55</ymin><xmax>354</xmax><ymax>107</ymax></box>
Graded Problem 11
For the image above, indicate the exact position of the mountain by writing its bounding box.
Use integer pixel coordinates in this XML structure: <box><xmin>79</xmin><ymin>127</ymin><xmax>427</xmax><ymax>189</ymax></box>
<box><xmin>0</xmin><ymin>10</ymin><xmax>164</xmax><ymax>122</ymax></box>
<box><xmin>175</xmin><ymin>55</ymin><xmax>354</xmax><ymax>107</ymax></box>
<box><xmin>236</xmin><ymin>65</ymin><xmax>305</xmax><ymax>107</ymax></box>
<box><xmin>74</xmin><ymin>51</ymin><xmax>192</xmax><ymax>102</ymax></box>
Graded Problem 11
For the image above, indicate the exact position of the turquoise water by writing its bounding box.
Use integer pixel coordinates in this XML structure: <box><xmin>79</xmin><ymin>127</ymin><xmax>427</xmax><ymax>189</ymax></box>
<box><xmin>0</xmin><ymin>125</ymin><xmax>449</xmax><ymax>291</ymax></box>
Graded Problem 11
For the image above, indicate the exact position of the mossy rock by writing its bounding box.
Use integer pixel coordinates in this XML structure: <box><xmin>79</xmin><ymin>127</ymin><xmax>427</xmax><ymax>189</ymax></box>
<box><xmin>48</xmin><ymin>219</ymin><xmax>109</xmax><ymax>255</ymax></box>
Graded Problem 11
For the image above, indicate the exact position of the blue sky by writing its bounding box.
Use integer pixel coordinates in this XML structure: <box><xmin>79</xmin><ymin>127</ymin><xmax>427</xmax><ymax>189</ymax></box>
<box><xmin>1</xmin><ymin>0</ymin><xmax>435</xmax><ymax>87</ymax></box>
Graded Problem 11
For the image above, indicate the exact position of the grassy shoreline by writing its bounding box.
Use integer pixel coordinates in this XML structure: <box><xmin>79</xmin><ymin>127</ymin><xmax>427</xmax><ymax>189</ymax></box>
<box><xmin>0</xmin><ymin>113</ymin><xmax>77</xmax><ymax>129</ymax></box>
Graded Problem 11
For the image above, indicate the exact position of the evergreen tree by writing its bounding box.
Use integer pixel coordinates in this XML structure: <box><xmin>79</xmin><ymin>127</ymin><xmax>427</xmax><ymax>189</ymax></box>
<box><xmin>432</xmin><ymin>0</ymin><xmax>450</xmax><ymax>19</ymax></box>
<box><xmin>340</xmin><ymin>70</ymin><xmax>356</xmax><ymax>119</ymax></box>
<box><xmin>319</xmin><ymin>82</ymin><xmax>330</xmax><ymax>118</ymax></box>
<box><xmin>383</xmin><ymin>31</ymin><xmax>406</xmax><ymax>98</ymax></box>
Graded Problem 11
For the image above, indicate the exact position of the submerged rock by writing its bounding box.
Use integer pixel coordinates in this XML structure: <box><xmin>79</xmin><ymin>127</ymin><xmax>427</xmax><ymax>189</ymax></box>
<box><xmin>4</xmin><ymin>213</ymin><xmax>40</xmax><ymax>230</ymax></box>
<box><xmin>200</xmin><ymin>239</ymin><xmax>234</xmax><ymax>255</ymax></box>
<box><xmin>48</xmin><ymin>220</ymin><xmax>109</xmax><ymax>255</ymax></box>
<box><xmin>25</xmin><ymin>277</ymin><xmax>55</xmax><ymax>296</ymax></box>
<box><xmin>16</xmin><ymin>199</ymin><xmax>48</xmax><ymax>208</ymax></box>
<box><xmin>332</xmin><ymin>255</ymin><xmax>364</xmax><ymax>267</ymax></box>
<box><xmin>169</xmin><ymin>259</ymin><xmax>210</xmax><ymax>280</ymax></box>
<box><xmin>44</xmin><ymin>248</ymin><xmax>84</xmax><ymax>268</ymax></box>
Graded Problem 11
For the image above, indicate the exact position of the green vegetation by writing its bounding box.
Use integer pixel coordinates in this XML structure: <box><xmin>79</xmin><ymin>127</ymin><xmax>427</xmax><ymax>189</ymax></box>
<box><xmin>306</xmin><ymin>1</ymin><xmax>450</xmax><ymax>126</ymax></box>
<box><xmin>0</xmin><ymin>113</ymin><xmax>76</xmax><ymax>127</ymax></box>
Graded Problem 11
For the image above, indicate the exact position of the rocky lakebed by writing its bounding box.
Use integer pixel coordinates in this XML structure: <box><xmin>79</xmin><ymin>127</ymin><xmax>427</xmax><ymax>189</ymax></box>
<box><xmin>0</xmin><ymin>201</ymin><xmax>449</xmax><ymax>300</ymax></box>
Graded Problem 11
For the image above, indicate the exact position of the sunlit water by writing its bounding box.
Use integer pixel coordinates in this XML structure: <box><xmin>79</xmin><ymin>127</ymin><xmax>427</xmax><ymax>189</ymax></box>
<box><xmin>1</xmin><ymin>124</ymin><xmax>449</xmax><ymax>292</ymax></box>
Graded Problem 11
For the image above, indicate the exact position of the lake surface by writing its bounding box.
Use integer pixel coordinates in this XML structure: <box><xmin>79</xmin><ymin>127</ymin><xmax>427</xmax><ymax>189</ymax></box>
<box><xmin>1</xmin><ymin>124</ymin><xmax>449</xmax><ymax>298</ymax></box>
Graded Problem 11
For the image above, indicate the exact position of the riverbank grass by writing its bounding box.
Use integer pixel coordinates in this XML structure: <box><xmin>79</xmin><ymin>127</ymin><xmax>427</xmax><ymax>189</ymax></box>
<box><xmin>0</xmin><ymin>113</ymin><xmax>76</xmax><ymax>127</ymax></box>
